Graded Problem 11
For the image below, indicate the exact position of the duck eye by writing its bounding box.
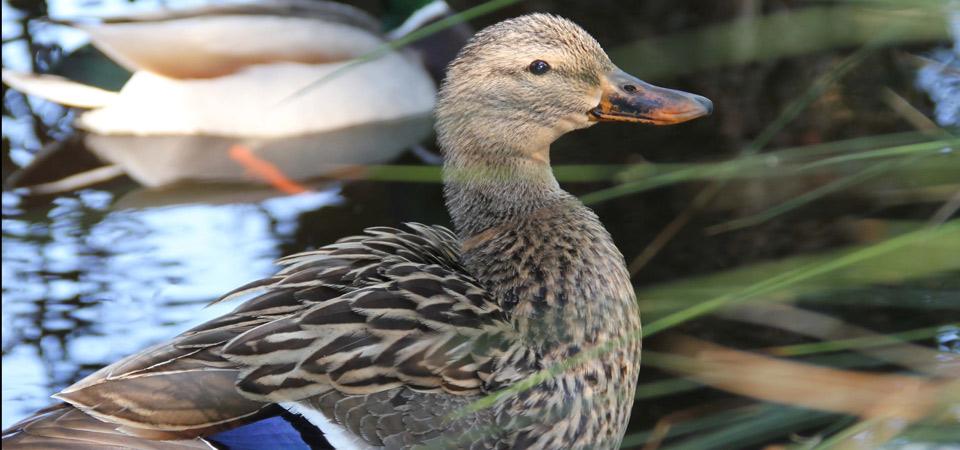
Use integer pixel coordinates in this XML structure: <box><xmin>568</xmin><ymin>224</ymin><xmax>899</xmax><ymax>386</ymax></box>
<box><xmin>528</xmin><ymin>60</ymin><xmax>551</xmax><ymax>75</ymax></box>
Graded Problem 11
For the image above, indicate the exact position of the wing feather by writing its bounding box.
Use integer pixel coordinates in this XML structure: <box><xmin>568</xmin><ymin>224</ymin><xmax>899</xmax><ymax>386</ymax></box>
<box><xmin>45</xmin><ymin>224</ymin><xmax>537</xmax><ymax>440</ymax></box>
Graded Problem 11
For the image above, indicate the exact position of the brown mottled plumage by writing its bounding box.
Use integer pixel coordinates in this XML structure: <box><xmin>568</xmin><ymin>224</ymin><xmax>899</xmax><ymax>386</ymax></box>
<box><xmin>3</xmin><ymin>14</ymin><xmax>710</xmax><ymax>449</ymax></box>
<box><xmin>438</xmin><ymin>16</ymin><xmax>641</xmax><ymax>447</ymax></box>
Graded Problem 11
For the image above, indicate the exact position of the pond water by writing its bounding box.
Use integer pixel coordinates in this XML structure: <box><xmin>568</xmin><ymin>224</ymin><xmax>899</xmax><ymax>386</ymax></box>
<box><xmin>2</xmin><ymin>0</ymin><xmax>959</xmax><ymax>447</ymax></box>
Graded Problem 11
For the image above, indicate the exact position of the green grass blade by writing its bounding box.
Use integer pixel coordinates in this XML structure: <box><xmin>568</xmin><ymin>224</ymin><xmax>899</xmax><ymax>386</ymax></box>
<box><xmin>642</xmin><ymin>221</ymin><xmax>960</xmax><ymax>337</ymax></box>
<box><xmin>619</xmin><ymin>404</ymin><xmax>767</xmax><ymax>447</ymax></box>
<box><xmin>637</xmin><ymin>221</ymin><xmax>960</xmax><ymax>316</ymax></box>
<box><xmin>706</xmin><ymin>157</ymin><xmax>913</xmax><ymax>233</ymax></box>
<box><xmin>662</xmin><ymin>406</ymin><xmax>834</xmax><ymax>450</ymax></box>
<box><xmin>767</xmin><ymin>324</ymin><xmax>954</xmax><ymax>357</ymax></box>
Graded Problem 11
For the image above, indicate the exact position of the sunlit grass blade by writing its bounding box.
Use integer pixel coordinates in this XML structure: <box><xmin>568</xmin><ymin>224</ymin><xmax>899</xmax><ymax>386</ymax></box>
<box><xmin>637</xmin><ymin>220</ymin><xmax>960</xmax><ymax>315</ymax></box>
<box><xmin>641</xmin><ymin>221</ymin><xmax>960</xmax><ymax>336</ymax></box>
<box><xmin>633</xmin><ymin>350</ymin><xmax>905</xmax><ymax>405</ymax></box>
<box><xmin>718</xmin><ymin>304</ymin><xmax>958</xmax><ymax>377</ymax></box>
<box><xmin>654</xmin><ymin>336</ymin><xmax>947</xmax><ymax>423</ymax></box>
<box><xmin>792</xmin><ymin>139</ymin><xmax>957</xmax><ymax>171</ymax></box>
<box><xmin>619</xmin><ymin>403</ymin><xmax>769</xmax><ymax>448</ymax></box>
<box><xmin>810</xmin><ymin>417</ymin><xmax>890</xmax><ymax>450</ymax></box>
<box><xmin>294</xmin><ymin>135</ymin><xmax>954</xmax><ymax>191</ymax></box>
<box><xmin>580</xmin><ymin>165</ymin><xmax>709</xmax><ymax>205</ymax></box>
<box><xmin>634</xmin><ymin>378</ymin><xmax>702</xmax><ymax>400</ymax></box>
<box><xmin>763</xmin><ymin>324</ymin><xmax>953</xmax><ymax>357</ymax></box>
<box><xmin>577</xmin><ymin>135</ymin><xmax>955</xmax><ymax>205</ymax></box>
<box><xmin>705</xmin><ymin>156</ymin><xmax>919</xmax><ymax>234</ymax></box>
<box><xmin>893</xmin><ymin>421</ymin><xmax>960</xmax><ymax>447</ymax></box>
<box><xmin>660</xmin><ymin>405</ymin><xmax>834</xmax><ymax>450</ymax></box>
<box><xmin>609</xmin><ymin>134</ymin><xmax>953</xmax><ymax>183</ymax></box>
<box><xmin>736</xmin><ymin>131</ymin><xmax>935</xmax><ymax>163</ymax></box>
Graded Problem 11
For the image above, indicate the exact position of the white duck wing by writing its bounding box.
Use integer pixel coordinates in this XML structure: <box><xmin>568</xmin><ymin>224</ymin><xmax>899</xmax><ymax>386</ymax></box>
<box><xmin>75</xmin><ymin>53</ymin><xmax>436</xmax><ymax>137</ymax></box>
<box><xmin>5</xmin><ymin>1</ymin><xmax>436</xmax><ymax>138</ymax></box>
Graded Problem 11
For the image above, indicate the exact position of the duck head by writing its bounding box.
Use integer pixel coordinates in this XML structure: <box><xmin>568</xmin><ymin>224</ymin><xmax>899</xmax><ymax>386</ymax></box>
<box><xmin>436</xmin><ymin>14</ymin><xmax>712</xmax><ymax>164</ymax></box>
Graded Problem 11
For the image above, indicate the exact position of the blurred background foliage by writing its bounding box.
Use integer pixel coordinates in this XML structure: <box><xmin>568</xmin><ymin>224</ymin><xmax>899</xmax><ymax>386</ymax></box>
<box><xmin>1</xmin><ymin>0</ymin><xmax>958</xmax><ymax>449</ymax></box>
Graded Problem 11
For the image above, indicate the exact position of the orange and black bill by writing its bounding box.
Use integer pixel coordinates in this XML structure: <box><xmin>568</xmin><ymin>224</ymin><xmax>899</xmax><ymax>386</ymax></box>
<box><xmin>590</xmin><ymin>67</ymin><xmax>713</xmax><ymax>125</ymax></box>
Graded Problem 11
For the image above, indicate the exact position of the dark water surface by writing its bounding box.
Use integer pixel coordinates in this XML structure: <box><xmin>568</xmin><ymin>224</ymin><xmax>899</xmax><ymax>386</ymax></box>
<box><xmin>3</xmin><ymin>0</ymin><xmax>959</xmax><ymax>447</ymax></box>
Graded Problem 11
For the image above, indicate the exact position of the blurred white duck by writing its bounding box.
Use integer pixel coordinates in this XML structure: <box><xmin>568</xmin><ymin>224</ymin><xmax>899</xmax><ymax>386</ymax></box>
<box><xmin>2</xmin><ymin>0</ymin><xmax>466</xmax><ymax>190</ymax></box>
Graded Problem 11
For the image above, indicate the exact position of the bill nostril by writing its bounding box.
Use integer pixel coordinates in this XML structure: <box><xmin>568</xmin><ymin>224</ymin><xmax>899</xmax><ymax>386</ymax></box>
<box><xmin>623</xmin><ymin>84</ymin><xmax>637</xmax><ymax>93</ymax></box>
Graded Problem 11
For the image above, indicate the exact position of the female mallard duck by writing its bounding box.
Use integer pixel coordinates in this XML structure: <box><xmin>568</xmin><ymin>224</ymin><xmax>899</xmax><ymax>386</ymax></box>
<box><xmin>2</xmin><ymin>0</ymin><xmax>461</xmax><ymax>189</ymax></box>
<box><xmin>2</xmin><ymin>14</ymin><xmax>711</xmax><ymax>449</ymax></box>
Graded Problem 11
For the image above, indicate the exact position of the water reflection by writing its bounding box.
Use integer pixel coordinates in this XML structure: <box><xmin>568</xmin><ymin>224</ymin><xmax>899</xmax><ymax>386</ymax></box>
<box><xmin>1</xmin><ymin>186</ymin><xmax>339</xmax><ymax>427</ymax></box>
<box><xmin>84</xmin><ymin>116</ymin><xmax>432</xmax><ymax>188</ymax></box>
<box><xmin>2</xmin><ymin>0</ymin><xmax>441</xmax><ymax>192</ymax></box>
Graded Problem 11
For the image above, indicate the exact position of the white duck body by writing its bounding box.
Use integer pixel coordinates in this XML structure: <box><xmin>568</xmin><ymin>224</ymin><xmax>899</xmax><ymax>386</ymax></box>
<box><xmin>79</xmin><ymin>57</ymin><xmax>434</xmax><ymax>138</ymax></box>
<box><xmin>3</xmin><ymin>1</ymin><xmax>437</xmax><ymax>187</ymax></box>
<box><xmin>72</xmin><ymin>6</ymin><xmax>437</xmax><ymax>138</ymax></box>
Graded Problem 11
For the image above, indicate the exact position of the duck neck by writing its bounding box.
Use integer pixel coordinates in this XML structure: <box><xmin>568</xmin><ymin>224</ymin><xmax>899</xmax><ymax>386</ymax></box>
<box><xmin>443</xmin><ymin>144</ymin><xmax>564</xmax><ymax>238</ymax></box>
<box><xmin>442</xmin><ymin>139</ymin><xmax>639</xmax><ymax>357</ymax></box>
<box><xmin>442</xmin><ymin>135</ymin><xmax>641</xmax><ymax>448</ymax></box>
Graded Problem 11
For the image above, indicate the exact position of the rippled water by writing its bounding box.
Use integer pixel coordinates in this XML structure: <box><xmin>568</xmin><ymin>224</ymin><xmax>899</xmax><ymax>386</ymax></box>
<box><xmin>1</xmin><ymin>186</ymin><xmax>341</xmax><ymax>425</ymax></box>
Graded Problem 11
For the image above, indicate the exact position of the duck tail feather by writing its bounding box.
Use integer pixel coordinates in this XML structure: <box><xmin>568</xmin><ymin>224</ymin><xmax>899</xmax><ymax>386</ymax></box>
<box><xmin>1</xmin><ymin>69</ymin><xmax>117</xmax><ymax>108</ymax></box>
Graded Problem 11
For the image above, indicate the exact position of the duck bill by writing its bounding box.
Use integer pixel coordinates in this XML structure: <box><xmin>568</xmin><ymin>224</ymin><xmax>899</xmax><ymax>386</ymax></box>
<box><xmin>589</xmin><ymin>68</ymin><xmax>713</xmax><ymax>125</ymax></box>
